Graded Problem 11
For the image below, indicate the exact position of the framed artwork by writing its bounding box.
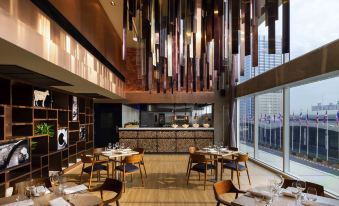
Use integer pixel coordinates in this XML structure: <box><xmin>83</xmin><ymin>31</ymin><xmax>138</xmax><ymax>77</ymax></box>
<box><xmin>57</xmin><ymin>128</ymin><xmax>68</xmax><ymax>150</ymax></box>
<box><xmin>72</xmin><ymin>96</ymin><xmax>78</xmax><ymax>121</ymax></box>
<box><xmin>0</xmin><ymin>140</ymin><xmax>30</xmax><ymax>171</ymax></box>
<box><xmin>80</xmin><ymin>126</ymin><xmax>86</xmax><ymax>141</ymax></box>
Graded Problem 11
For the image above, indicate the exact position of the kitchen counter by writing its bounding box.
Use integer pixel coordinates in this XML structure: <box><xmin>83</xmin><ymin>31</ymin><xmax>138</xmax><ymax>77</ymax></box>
<box><xmin>119</xmin><ymin>127</ymin><xmax>214</xmax><ymax>153</ymax></box>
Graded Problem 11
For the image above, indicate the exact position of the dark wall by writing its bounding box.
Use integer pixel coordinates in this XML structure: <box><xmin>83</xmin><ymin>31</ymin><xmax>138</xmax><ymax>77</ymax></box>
<box><xmin>94</xmin><ymin>103</ymin><xmax>122</xmax><ymax>148</ymax></box>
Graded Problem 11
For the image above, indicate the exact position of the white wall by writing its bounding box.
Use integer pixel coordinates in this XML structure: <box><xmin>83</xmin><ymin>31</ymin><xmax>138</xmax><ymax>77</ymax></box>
<box><xmin>122</xmin><ymin>105</ymin><xmax>140</xmax><ymax>125</ymax></box>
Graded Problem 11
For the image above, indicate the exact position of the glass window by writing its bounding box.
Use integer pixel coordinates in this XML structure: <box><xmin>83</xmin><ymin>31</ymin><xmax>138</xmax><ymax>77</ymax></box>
<box><xmin>239</xmin><ymin>96</ymin><xmax>254</xmax><ymax>157</ymax></box>
<box><xmin>290</xmin><ymin>76</ymin><xmax>339</xmax><ymax>195</ymax></box>
<box><xmin>257</xmin><ymin>90</ymin><xmax>284</xmax><ymax>170</ymax></box>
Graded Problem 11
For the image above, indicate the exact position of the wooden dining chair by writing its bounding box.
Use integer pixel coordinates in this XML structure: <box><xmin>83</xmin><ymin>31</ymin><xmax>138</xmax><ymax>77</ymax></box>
<box><xmin>133</xmin><ymin>147</ymin><xmax>147</xmax><ymax>178</ymax></box>
<box><xmin>92</xmin><ymin>178</ymin><xmax>123</xmax><ymax>206</ymax></box>
<box><xmin>186</xmin><ymin>146</ymin><xmax>200</xmax><ymax>176</ymax></box>
<box><xmin>218</xmin><ymin>147</ymin><xmax>239</xmax><ymax>165</ymax></box>
<box><xmin>213</xmin><ymin>180</ymin><xmax>246</xmax><ymax>206</ymax></box>
<box><xmin>115</xmin><ymin>154</ymin><xmax>144</xmax><ymax>192</ymax></box>
<box><xmin>282</xmin><ymin>178</ymin><xmax>325</xmax><ymax>196</ymax></box>
<box><xmin>187</xmin><ymin>153</ymin><xmax>215</xmax><ymax>190</ymax></box>
<box><xmin>80</xmin><ymin>153</ymin><xmax>109</xmax><ymax>189</ymax></box>
<box><xmin>220</xmin><ymin>153</ymin><xmax>251</xmax><ymax>189</ymax></box>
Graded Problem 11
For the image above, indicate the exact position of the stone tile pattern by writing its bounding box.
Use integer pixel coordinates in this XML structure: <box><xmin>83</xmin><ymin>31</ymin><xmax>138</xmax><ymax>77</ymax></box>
<box><xmin>119</xmin><ymin>130</ymin><xmax>213</xmax><ymax>153</ymax></box>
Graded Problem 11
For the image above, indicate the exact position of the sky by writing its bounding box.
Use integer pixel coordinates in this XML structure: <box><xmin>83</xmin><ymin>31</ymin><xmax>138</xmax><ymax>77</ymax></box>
<box><xmin>258</xmin><ymin>0</ymin><xmax>339</xmax><ymax>114</ymax></box>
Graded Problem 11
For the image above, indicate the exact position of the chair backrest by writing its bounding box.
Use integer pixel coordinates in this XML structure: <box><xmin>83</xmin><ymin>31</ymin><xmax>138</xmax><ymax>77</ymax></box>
<box><xmin>190</xmin><ymin>153</ymin><xmax>206</xmax><ymax>163</ymax></box>
<box><xmin>188</xmin><ymin>146</ymin><xmax>199</xmax><ymax>154</ymax></box>
<box><xmin>124</xmin><ymin>154</ymin><xmax>142</xmax><ymax>164</ymax></box>
<box><xmin>100</xmin><ymin>178</ymin><xmax>123</xmax><ymax>203</ymax></box>
<box><xmin>5</xmin><ymin>187</ymin><xmax>13</xmax><ymax>197</ymax></box>
<box><xmin>213</xmin><ymin>180</ymin><xmax>238</xmax><ymax>205</ymax></box>
<box><xmin>133</xmin><ymin>147</ymin><xmax>145</xmax><ymax>155</ymax></box>
<box><xmin>228</xmin><ymin>147</ymin><xmax>238</xmax><ymax>151</ymax></box>
<box><xmin>93</xmin><ymin>147</ymin><xmax>105</xmax><ymax>155</ymax></box>
<box><xmin>282</xmin><ymin>179</ymin><xmax>325</xmax><ymax>196</ymax></box>
<box><xmin>236</xmin><ymin>153</ymin><xmax>248</xmax><ymax>162</ymax></box>
<box><xmin>80</xmin><ymin>153</ymin><xmax>93</xmax><ymax>164</ymax></box>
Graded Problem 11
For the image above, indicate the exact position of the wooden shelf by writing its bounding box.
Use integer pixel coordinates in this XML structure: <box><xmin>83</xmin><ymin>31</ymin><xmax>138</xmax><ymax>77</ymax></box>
<box><xmin>0</xmin><ymin>78</ymin><xmax>94</xmax><ymax>198</ymax></box>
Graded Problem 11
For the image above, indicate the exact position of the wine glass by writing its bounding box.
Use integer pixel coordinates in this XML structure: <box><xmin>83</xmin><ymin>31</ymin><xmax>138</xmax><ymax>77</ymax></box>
<box><xmin>120</xmin><ymin>142</ymin><xmax>125</xmax><ymax>149</ymax></box>
<box><xmin>108</xmin><ymin>142</ymin><xmax>112</xmax><ymax>150</ymax></box>
<box><xmin>115</xmin><ymin>142</ymin><xmax>120</xmax><ymax>150</ymax></box>
<box><xmin>306</xmin><ymin>187</ymin><xmax>317</xmax><ymax>202</ymax></box>
<box><xmin>296</xmin><ymin>180</ymin><xmax>306</xmax><ymax>194</ymax></box>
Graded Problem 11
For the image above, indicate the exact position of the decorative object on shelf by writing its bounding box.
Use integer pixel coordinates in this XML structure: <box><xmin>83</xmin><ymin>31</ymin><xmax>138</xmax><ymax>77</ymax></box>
<box><xmin>182</xmin><ymin>124</ymin><xmax>189</xmax><ymax>128</ymax></box>
<box><xmin>171</xmin><ymin>124</ymin><xmax>178</xmax><ymax>128</ymax></box>
<box><xmin>203</xmin><ymin>123</ymin><xmax>210</xmax><ymax>128</ymax></box>
<box><xmin>72</xmin><ymin>96</ymin><xmax>79</xmax><ymax>121</ymax></box>
<box><xmin>33</xmin><ymin>89</ymin><xmax>50</xmax><ymax>107</ymax></box>
<box><xmin>193</xmin><ymin>123</ymin><xmax>199</xmax><ymax>128</ymax></box>
<box><xmin>124</xmin><ymin>121</ymin><xmax>139</xmax><ymax>128</ymax></box>
<box><xmin>35</xmin><ymin>122</ymin><xmax>55</xmax><ymax>138</ymax></box>
<box><xmin>57</xmin><ymin>128</ymin><xmax>68</xmax><ymax>150</ymax></box>
<box><xmin>0</xmin><ymin>139</ymin><xmax>30</xmax><ymax>171</ymax></box>
<box><xmin>80</xmin><ymin>126</ymin><xmax>86</xmax><ymax>141</ymax></box>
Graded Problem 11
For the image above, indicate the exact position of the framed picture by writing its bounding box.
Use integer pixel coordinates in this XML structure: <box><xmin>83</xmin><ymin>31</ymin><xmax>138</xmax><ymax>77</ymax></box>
<box><xmin>80</xmin><ymin>126</ymin><xmax>86</xmax><ymax>141</ymax></box>
<box><xmin>72</xmin><ymin>96</ymin><xmax>78</xmax><ymax>121</ymax></box>
<box><xmin>0</xmin><ymin>140</ymin><xmax>30</xmax><ymax>171</ymax></box>
<box><xmin>57</xmin><ymin>128</ymin><xmax>68</xmax><ymax>150</ymax></box>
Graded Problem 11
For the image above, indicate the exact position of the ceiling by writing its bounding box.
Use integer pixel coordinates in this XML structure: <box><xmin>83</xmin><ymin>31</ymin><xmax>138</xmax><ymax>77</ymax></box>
<box><xmin>99</xmin><ymin>0</ymin><xmax>138</xmax><ymax>48</ymax></box>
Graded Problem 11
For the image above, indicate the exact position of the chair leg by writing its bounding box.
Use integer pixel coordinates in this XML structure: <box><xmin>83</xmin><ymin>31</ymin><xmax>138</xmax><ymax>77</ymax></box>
<box><xmin>142</xmin><ymin>160</ymin><xmax>148</xmax><ymax>178</ymax></box>
<box><xmin>116</xmin><ymin>200</ymin><xmax>120</xmax><ymax>206</ymax></box>
<box><xmin>131</xmin><ymin>174</ymin><xmax>133</xmax><ymax>182</ymax></box>
<box><xmin>246</xmin><ymin>168</ymin><xmax>251</xmax><ymax>185</ymax></box>
<box><xmin>187</xmin><ymin>164</ymin><xmax>192</xmax><ymax>186</ymax></box>
<box><xmin>216</xmin><ymin>202</ymin><xmax>220</xmax><ymax>206</ymax></box>
<box><xmin>236</xmin><ymin>170</ymin><xmax>241</xmax><ymax>189</ymax></box>
<box><xmin>80</xmin><ymin>170</ymin><xmax>83</xmax><ymax>184</ymax></box>
<box><xmin>123</xmin><ymin>171</ymin><xmax>126</xmax><ymax>193</ymax></box>
<box><xmin>89</xmin><ymin>172</ymin><xmax>93</xmax><ymax>189</ymax></box>
<box><xmin>231</xmin><ymin>170</ymin><xmax>233</xmax><ymax>180</ymax></box>
<box><xmin>186</xmin><ymin>158</ymin><xmax>191</xmax><ymax>176</ymax></box>
<box><xmin>139</xmin><ymin>163</ymin><xmax>144</xmax><ymax>187</ymax></box>
<box><xmin>220</xmin><ymin>166</ymin><xmax>223</xmax><ymax>180</ymax></box>
<box><xmin>198</xmin><ymin>172</ymin><xmax>201</xmax><ymax>181</ymax></box>
<box><xmin>204</xmin><ymin>172</ymin><xmax>207</xmax><ymax>190</ymax></box>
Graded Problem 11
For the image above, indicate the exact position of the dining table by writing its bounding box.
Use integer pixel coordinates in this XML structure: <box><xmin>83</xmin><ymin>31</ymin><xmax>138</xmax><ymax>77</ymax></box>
<box><xmin>0</xmin><ymin>182</ymin><xmax>102</xmax><ymax>206</ymax></box>
<box><xmin>231</xmin><ymin>186</ymin><xmax>339</xmax><ymax>206</ymax></box>
<box><xmin>99</xmin><ymin>148</ymin><xmax>139</xmax><ymax>179</ymax></box>
<box><xmin>196</xmin><ymin>148</ymin><xmax>239</xmax><ymax>182</ymax></box>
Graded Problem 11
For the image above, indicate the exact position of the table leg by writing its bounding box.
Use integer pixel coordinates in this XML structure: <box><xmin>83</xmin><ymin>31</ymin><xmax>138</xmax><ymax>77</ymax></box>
<box><xmin>214</xmin><ymin>155</ymin><xmax>218</xmax><ymax>181</ymax></box>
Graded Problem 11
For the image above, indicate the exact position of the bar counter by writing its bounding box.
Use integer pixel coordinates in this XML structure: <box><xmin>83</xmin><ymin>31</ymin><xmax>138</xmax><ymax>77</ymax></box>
<box><xmin>119</xmin><ymin>127</ymin><xmax>214</xmax><ymax>153</ymax></box>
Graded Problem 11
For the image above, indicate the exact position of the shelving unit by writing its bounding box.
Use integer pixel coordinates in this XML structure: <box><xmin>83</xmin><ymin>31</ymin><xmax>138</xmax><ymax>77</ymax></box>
<box><xmin>0</xmin><ymin>77</ymin><xmax>94</xmax><ymax>197</ymax></box>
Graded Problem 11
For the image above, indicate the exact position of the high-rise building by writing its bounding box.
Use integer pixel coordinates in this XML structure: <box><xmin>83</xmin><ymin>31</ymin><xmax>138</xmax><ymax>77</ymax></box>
<box><xmin>240</xmin><ymin>36</ymin><xmax>283</xmax><ymax>120</ymax></box>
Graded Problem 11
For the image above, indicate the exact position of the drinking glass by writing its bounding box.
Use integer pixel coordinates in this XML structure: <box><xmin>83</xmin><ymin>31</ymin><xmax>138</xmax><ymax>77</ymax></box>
<box><xmin>306</xmin><ymin>187</ymin><xmax>317</xmax><ymax>202</ymax></box>
<box><xmin>120</xmin><ymin>142</ymin><xmax>125</xmax><ymax>149</ymax></box>
<box><xmin>108</xmin><ymin>142</ymin><xmax>112</xmax><ymax>150</ymax></box>
<box><xmin>115</xmin><ymin>142</ymin><xmax>120</xmax><ymax>149</ymax></box>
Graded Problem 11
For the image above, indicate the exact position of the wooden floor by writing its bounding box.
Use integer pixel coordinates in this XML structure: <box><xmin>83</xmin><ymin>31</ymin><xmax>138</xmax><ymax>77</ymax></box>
<box><xmin>65</xmin><ymin>154</ymin><xmax>277</xmax><ymax>206</ymax></box>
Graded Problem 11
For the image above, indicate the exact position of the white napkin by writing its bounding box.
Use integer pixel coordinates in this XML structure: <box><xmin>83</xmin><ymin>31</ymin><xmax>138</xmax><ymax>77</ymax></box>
<box><xmin>49</xmin><ymin>197</ymin><xmax>71</xmax><ymax>206</ymax></box>
<box><xmin>3</xmin><ymin>199</ymin><xmax>34</xmax><ymax>206</ymax></box>
<box><xmin>281</xmin><ymin>187</ymin><xmax>299</xmax><ymax>198</ymax></box>
<box><xmin>63</xmin><ymin>184</ymin><xmax>87</xmax><ymax>194</ymax></box>
<box><xmin>247</xmin><ymin>188</ymin><xmax>272</xmax><ymax>200</ymax></box>
<box><xmin>302</xmin><ymin>200</ymin><xmax>335</xmax><ymax>206</ymax></box>
<box><xmin>33</xmin><ymin>186</ymin><xmax>51</xmax><ymax>196</ymax></box>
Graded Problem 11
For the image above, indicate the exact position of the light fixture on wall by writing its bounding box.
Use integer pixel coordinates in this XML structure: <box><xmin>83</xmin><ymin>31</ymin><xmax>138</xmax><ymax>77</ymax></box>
<box><xmin>110</xmin><ymin>1</ymin><xmax>116</xmax><ymax>6</ymax></box>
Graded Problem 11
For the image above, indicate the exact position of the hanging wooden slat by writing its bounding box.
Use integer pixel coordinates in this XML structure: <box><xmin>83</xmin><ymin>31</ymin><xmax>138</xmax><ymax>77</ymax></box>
<box><xmin>240</xmin><ymin>1</ymin><xmax>245</xmax><ymax>76</ymax></box>
<box><xmin>231</xmin><ymin>0</ymin><xmax>240</xmax><ymax>54</ymax></box>
<box><xmin>282</xmin><ymin>0</ymin><xmax>290</xmax><ymax>54</ymax></box>
<box><xmin>251</xmin><ymin>0</ymin><xmax>258</xmax><ymax>67</ymax></box>
<box><xmin>244</xmin><ymin>0</ymin><xmax>251</xmax><ymax>56</ymax></box>
<box><xmin>266</xmin><ymin>0</ymin><xmax>278</xmax><ymax>54</ymax></box>
<box><xmin>122</xmin><ymin>0</ymin><xmax>127</xmax><ymax>60</ymax></box>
